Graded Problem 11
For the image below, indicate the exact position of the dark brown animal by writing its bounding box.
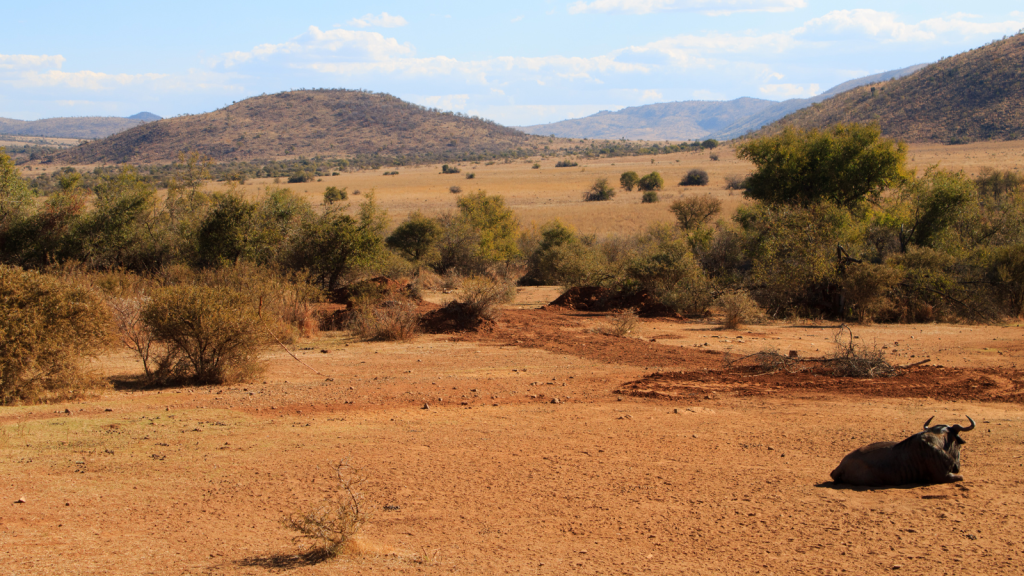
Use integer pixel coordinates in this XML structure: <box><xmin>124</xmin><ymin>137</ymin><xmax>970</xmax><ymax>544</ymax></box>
<box><xmin>830</xmin><ymin>416</ymin><xmax>975</xmax><ymax>486</ymax></box>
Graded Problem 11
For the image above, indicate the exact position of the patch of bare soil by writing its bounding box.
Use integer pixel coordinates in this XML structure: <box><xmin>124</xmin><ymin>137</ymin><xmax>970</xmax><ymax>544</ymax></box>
<box><xmin>3</xmin><ymin>302</ymin><xmax>1024</xmax><ymax>575</ymax></box>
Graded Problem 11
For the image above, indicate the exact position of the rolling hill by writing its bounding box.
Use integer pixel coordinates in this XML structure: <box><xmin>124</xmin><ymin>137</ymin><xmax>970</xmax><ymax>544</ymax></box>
<box><xmin>51</xmin><ymin>90</ymin><xmax>544</xmax><ymax>165</ymax></box>
<box><xmin>0</xmin><ymin>113</ymin><xmax>160</xmax><ymax>139</ymax></box>
<box><xmin>754</xmin><ymin>33</ymin><xmax>1024</xmax><ymax>143</ymax></box>
<box><xmin>519</xmin><ymin>64</ymin><xmax>925</xmax><ymax>141</ymax></box>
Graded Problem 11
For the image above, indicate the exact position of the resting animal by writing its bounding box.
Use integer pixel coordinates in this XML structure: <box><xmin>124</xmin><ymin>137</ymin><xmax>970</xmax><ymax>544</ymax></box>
<box><xmin>830</xmin><ymin>416</ymin><xmax>975</xmax><ymax>486</ymax></box>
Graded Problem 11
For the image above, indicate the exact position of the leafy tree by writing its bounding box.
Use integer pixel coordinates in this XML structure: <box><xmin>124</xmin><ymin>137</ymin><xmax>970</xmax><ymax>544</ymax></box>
<box><xmin>619</xmin><ymin>171</ymin><xmax>640</xmax><ymax>191</ymax></box>
<box><xmin>387</xmin><ymin>211</ymin><xmax>442</xmax><ymax>262</ymax></box>
<box><xmin>0</xmin><ymin>152</ymin><xmax>34</xmax><ymax>258</ymax></box>
<box><xmin>436</xmin><ymin>191</ymin><xmax>520</xmax><ymax>274</ymax></box>
<box><xmin>324</xmin><ymin>186</ymin><xmax>348</xmax><ymax>204</ymax></box>
<box><xmin>288</xmin><ymin>195</ymin><xmax>387</xmax><ymax>290</ymax></box>
<box><xmin>883</xmin><ymin>168</ymin><xmax>977</xmax><ymax>252</ymax></box>
<box><xmin>74</xmin><ymin>166</ymin><xmax>166</xmax><ymax>271</ymax></box>
<box><xmin>737</xmin><ymin>124</ymin><xmax>909</xmax><ymax>208</ymax></box>
<box><xmin>701</xmin><ymin>139</ymin><xmax>719</xmax><ymax>149</ymax></box>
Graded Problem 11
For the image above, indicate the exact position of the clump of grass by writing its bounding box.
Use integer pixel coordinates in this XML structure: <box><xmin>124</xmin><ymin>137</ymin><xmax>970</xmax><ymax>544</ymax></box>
<box><xmin>449</xmin><ymin>185</ymin><xmax>462</xmax><ymax>194</ymax></box>
<box><xmin>346</xmin><ymin>294</ymin><xmax>419</xmax><ymax>341</ymax></box>
<box><xmin>715</xmin><ymin>290</ymin><xmax>764</xmax><ymax>329</ymax></box>
<box><xmin>457</xmin><ymin>275</ymin><xmax>517</xmax><ymax>322</ymax></box>
<box><xmin>283</xmin><ymin>461</ymin><xmax>366</xmax><ymax>561</ymax></box>
<box><xmin>604</xmin><ymin>310</ymin><xmax>639</xmax><ymax>337</ymax></box>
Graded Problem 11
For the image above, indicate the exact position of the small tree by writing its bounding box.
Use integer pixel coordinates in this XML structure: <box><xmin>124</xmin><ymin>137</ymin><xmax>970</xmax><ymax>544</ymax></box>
<box><xmin>620</xmin><ymin>171</ymin><xmax>640</xmax><ymax>191</ymax></box>
<box><xmin>637</xmin><ymin>172</ymin><xmax>664</xmax><ymax>191</ymax></box>
<box><xmin>585</xmin><ymin>178</ymin><xmax>616</xmax><ymax>201</ymax></box>
<box><xmin>680</xmin><ymin>169</ymin><xmax>710</xmax><ymax>186</ymax></box>
<box><xmin>738</xmin><ymin>123</ymin><xmax>909</xmax><ymax>208</ymax></box>
<box><xmin>701</xmin><ymin>139</ymin><xmax>719</xmax><ymax>149</ymax></box>
<box><xmin>670</xmin><ymin>195</ymin><xmax>722</xmax><ymax>230</ymax></box>
<box><xmin>387</xmin><ymin>212</ymin><xmax>442</xmax><ymax>262</ymax></box>
<box><xmin>441</xmin><ymin>164</ymin><xmax>461</xmax><ymax>174</ymax></box>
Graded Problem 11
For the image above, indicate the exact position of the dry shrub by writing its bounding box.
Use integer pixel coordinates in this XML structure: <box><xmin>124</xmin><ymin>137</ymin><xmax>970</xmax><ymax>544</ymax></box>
<box><xmin>457</xmin><ymin>275</ymin><xmax>517</xmax><ymax>322</ymax></box>
<box><xmin>715</xmin><ymin>290</ymin><xmax>764</xmax><ymax>329</ymax></box>
<box><xmin>283</xmin><ymin>462</ymin><xmax>366</xmax><ymax>560</ymax></box>
<box><xmin>142</xmin><ymin>284</ymin><xmax>269</xmax><ymax>385</ymax></box>
<box><xmin>826</xmin><ymin>324</ymin><xmax>898</xmax><ymax>377</ymax></box>
<box><xmin>345</xmin><ymin>294</ymin><xmax>419</xmax><ymax>341</ymax></box>
<box><xmin>604</xmin><ymin>310</ymin><xmax>639</xmax><ymax>337</ymax></box>
<box><xmin>0</xmin><ymin>266</ymin><xmax>113</xmax><ymax>404</ymax></box>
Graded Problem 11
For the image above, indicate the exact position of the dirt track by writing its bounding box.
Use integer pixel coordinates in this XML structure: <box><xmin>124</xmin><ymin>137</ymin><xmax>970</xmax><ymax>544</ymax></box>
<box><xmin>2</xmin><ymin>295</ymin><xmax>1024</xmax><ymax>575</ymax></box>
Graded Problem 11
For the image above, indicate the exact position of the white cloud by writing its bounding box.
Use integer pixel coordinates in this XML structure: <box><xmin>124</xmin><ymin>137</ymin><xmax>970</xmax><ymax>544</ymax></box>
<box><xmin>511</xmin><ymin>16</ymin><xmax>524</xmax><ymax>23</ymax></box>
<box><xmin>219</xmin><ymin>26</ymin><xmax>414</xmax><ymax>68</ymax></box>
<box><xmin>0</xmin><ymin>54</ymin><xmax>65</xmax><ymax>70</ymax></box>
<box><xmin>348</xmin><ymin>12</ymin><xmax>408</xmax><ymax>28</ymax></box>
<box><xmin>568</xmin><ymin>0</ymin><xmax>805</xmax><ymax>16</ymax></box>
<box><xmin>640</xmin><ymin>89</ymin><xmax>663</xmax><ymax>101</ymax></box>
<box><xmin>758</xmin><ymin>82</ymin><xmax>819</xmax><ymax>99</ymax></box>
<box><xmin>801</xmin><ymin>10</ymin><xmax>1024</xmax><ymax>42</ymax></box>
<box><xmin>14</xmin><ymin>70</ymin><xmax>167</xmax><ymax>91</ymax></box>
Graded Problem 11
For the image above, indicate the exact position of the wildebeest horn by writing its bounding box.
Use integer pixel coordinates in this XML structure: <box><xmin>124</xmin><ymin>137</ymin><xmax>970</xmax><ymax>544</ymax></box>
<box><xmin>951</xmin><ymin>415</ymin><xmax>976</xmax><ymax>433</ymax></box>
<box><xmin>923</xmin><ymin>416</ymin><xmax>935</xmax><ymax>430</ymax></box>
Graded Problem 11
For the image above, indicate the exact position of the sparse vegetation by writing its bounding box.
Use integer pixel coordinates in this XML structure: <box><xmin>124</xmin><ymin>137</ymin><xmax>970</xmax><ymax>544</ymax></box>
<box><xmin>449</xmin><ymin>185</ymin><xmax>462</xmax><ymax>194</ymax></box>
<box><xmin>604</xmin><ymin>310</ymin><xmax>639</xmax><ymax>337</ymax></box>
<box><xmin>555</xmin><ymin>160</ymin><xmax>579</xmax><ymax>168</ymax></box>
<box><xmin>283</xmin><ymin>461</ymin><xmax>367</xmax><ymax>560</ymax></box>
<box><xmin>715</xmin><ymin>290</ymin><xmax>764</xmax><ymax>329</ymax></box>
<box><xmin>641</xmin><ymin>190</ymin><xmax>659</xmax><ymax>203</ymax></box>
<box><xmin>585</xmin><ymin>178</ymin><xmax>617</xmax><ymax>201</ymax></box>
<box><xmin>441</xmin><ymin>164</ymin><xmax>461</xmax><ymax>174</ymax></box>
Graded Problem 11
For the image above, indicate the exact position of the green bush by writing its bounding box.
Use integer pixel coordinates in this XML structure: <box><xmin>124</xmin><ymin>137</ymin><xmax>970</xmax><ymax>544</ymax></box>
<box><xmin>555</xmin><ymin>160</ymin><xmax>579</xmax><ymax>168</ymax></box>
<box><xmin>523</xmin><ymin>220</ymin><xmax>609</xmax><ymax>287</ymax></box>
<box><xmin>435</xmin><ymin>191</ymin><xmax>520</xmax><ymax>275</ymax></box>
<box><xmin>585</xmin><ymin>178</ymin><xmax>616</xmax><ymax>201</ymax></box>
<box><xmin>715</xmin><ymin>290</ymin><xmax>764</xmax><ymax>329</ymax></box>
<box><xmin>441</xmin><ymin>164</ymin><xmax>461</xmax><ymax>174</ymax></box>
<box><xmin>324</xmin><ymin>186</ymin><xmax>348</xmax><ymax>204</ymax></box>
<box><xmin>680</xmin><ymin>169</ymin><xmax>710</xmax><ymax>186</ymax></box>
<box><xmin>142</xmin><ymin>284</ymin><xmax>268</xmax><ymax>384</ymax></box>
<box><xmin>641</xmin><ymin>190</ymin><xmax>659</xmax><ymax>203</ymax></box>
<box><xmin>0</xmin><ymin>266</ymin><xmax>112</xmax><ymax>404</ymax></box>
<box><xmin>623</xmin><ymin>225</ymin><xmax>712</xmax><ymax>315</ymax></box>
<box><xmin>619</xmin><ymin>171</ymin><xmax>640</xmax><ymax>191</ymax></box>
<box><xmin>637</xmin><ymin>172</ymin><xmax>664</xmax><ymax>191</ymax></box>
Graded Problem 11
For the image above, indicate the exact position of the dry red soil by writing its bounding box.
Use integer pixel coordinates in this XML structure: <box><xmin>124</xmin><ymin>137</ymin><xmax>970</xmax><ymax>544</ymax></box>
<box><xmin>3</xmin><ymin>288</ymin><xmax>1024</xmax><ymax>575</ymax></box>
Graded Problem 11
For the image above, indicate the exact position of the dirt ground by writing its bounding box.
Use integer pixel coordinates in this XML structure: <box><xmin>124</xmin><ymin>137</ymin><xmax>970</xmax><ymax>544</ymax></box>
<box><xmin>2</xmin><ymin>287</ymin><xmax>1024</xmax><ymax>575</ymax></box>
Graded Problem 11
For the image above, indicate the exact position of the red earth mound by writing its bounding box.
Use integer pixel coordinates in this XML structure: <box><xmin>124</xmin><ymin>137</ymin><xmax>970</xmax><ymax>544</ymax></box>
<box><xmin>549</xmin><ymin>286</ymin><xmax>681</xmax><ymax>318</ymax></box>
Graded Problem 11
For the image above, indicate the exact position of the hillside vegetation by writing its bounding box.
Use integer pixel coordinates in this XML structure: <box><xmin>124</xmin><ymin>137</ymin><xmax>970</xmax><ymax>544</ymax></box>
<box><xmin>0</xmin><ymin>115</ymin><xmax>156</xmax><ymax>139</ymax></box>
<box><xmin>756</xmin><ymin>33</ymin><xmax>1024</xmax><ymax>143</ymax></box>
<box><xmin>53</xmin><ymin>89</ymin><xmax>546</xmax><ymax>165</ymax></box>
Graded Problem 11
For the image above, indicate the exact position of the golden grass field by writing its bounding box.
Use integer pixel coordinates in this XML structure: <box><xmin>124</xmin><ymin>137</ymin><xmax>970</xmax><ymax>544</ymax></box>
<box><xmin>200</xmin><ymin>140</ymin><xmax>1024</xmax><ymax>237</ymax></box>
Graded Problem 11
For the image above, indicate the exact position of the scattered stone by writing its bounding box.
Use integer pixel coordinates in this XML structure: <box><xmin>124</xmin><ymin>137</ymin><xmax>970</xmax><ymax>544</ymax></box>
<box><xmin>551</xmin><ymin>398</ymin><xmax>561</xmax><ymax>404</ymax></box>
<box><xmin>422</xmin><ymin>402</ymin><xmax>430</xmax><ymax>410</ymax></box>
<box><xmin>788</xmin><ymin>350</ymin><xmax>798</xmax><ymax>358</ymax></box>
<box><xmin>64</xmin><ymin>408</ymin><xmax>71</xmax><ymax>414</ymax></box>
<box><xmin>320</xmin><ymin>349</ymin><xmax>329</xmax><ymax>354</ymax></box>
<box><xmin>15</xmin><ymin>497</ymin><xmax>25</xmax><ymax>504</ymax></box>
<box><xmin>104</xmin><ymin>408</ymin><xmax>113</xmax><ymax>412</ymax></box>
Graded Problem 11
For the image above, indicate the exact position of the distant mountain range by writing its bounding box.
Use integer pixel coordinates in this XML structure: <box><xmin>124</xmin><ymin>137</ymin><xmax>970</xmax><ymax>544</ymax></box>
<box><xmin>519</xmin><ymin>64</ymin><xmax>926</xmax><ymax>141</ymax></box>
<box><xmin>0</xmin><ymin>113</ymin><xmax>162</xmax><ymax>140</ymax></box>
<box><xmin>754</xmin><ymin>33</ymin><xmax>1024</xmax><ymax>144</ymax></box>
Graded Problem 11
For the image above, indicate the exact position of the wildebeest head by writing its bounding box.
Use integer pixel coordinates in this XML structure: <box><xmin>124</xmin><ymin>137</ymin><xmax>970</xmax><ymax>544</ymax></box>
<box><xmin>830</xmin><ymin>415</ymin><xmax>976</xmax><ymax>486</ymax></box>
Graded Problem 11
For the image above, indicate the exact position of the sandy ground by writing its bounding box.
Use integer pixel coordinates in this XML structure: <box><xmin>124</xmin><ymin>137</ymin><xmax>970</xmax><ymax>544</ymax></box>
<box><xmin>3</xmin><ymin>288</ymin><xmax>1023</xmax><ymax>575</ymax></box>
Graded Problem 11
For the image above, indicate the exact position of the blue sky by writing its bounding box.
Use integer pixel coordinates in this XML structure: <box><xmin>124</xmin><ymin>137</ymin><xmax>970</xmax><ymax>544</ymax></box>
<box><xmin>2</xmin><ymin>1</ymin><xmax>1022</xmax><ymax>125</ymax></box>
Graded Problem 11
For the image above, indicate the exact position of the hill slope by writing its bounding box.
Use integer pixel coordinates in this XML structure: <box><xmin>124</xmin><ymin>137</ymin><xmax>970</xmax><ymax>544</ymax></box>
<box><xmin>52</xmin><ymin>90</ymin><xmax>542</xmax><ymax>165</ymax></box>
<box><xmin>0</xmin><ymin>114</ymin><xmax>160</xmax><ymax>139</ymax></box>
<box><xmin>756</xmin><ymin>34</ymin><xmax>1024</xmax><ymax>143</ymax></box>
<box><xmin>520</xmin><ymin>64</ymin><xmax>925</xmax><ymax>141</ymax></box>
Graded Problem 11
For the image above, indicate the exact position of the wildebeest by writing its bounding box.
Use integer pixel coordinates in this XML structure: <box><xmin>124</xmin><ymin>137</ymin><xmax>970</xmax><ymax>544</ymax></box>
<box><xmin>830</xmin><ymin>416</ymin><xmax>975</xmax><ymax>486</ymax></box>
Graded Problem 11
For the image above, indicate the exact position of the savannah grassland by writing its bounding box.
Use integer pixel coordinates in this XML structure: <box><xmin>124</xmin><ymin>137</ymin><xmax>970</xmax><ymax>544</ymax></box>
<box><xmin>4</xmin><ymin>142</ymin><xmax>1024</xmax><ymax>575</ymax></box>
<box><xmin>202</xmin><ymin>140</ymin><xmax>1024</xmax><ymax>236</ymax></box>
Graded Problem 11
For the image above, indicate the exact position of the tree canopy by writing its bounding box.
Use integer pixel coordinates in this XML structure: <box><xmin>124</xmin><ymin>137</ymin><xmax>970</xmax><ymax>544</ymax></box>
<box><xmin>737</xmin><ymin>123</ymin><xmax>909</xmax><ymax>208</ymax></box>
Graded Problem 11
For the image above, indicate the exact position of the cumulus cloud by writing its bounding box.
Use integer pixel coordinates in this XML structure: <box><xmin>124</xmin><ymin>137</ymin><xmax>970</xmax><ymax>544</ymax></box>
<box><xmin>568</xmin><ymin>0</ymin><xmax>805</xmax><ymax>16</ymax></box>
<box><xmin>348</xmin><ymin>12</ymin><xmax>408</xmax><ymax>28</ymax></box>
<box><xmin>801</xmin><ymin>10</ymin><xmax>1024</xmax><ymax>42</ymax></box>
<box><xmin>0</xmin><ymin>54</ymin><xmax>65</xmax><ymax>70</ymax></box>
<box><xmin>640</xmin><ymin>89</ymin><xmax>663</xmax><ymax>101</ymax></box>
